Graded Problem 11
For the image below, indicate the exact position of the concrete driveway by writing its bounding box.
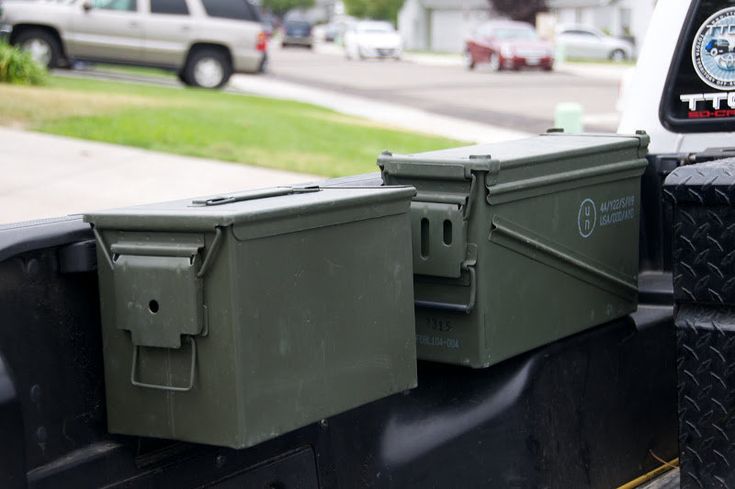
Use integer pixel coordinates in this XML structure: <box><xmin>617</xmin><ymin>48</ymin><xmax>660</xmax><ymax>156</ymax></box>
<box><xmin>0</xmin><ymin>128</ymin><xmax>314</xmax><ymax>225</ymax></box>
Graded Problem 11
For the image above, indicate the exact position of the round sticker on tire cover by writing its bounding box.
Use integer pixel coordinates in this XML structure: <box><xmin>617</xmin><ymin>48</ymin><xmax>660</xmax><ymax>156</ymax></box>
<box><xmin>692</xmin><ymin>7</ymin><xmax>735</xmax><ymax>90</ymax></box>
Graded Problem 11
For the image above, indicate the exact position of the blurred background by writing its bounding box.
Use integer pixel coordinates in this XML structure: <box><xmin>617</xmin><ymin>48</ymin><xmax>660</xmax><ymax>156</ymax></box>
<box><xmin>0</xmin><ymin>0</ymin><xmax>655</xmax><ymax>223</ymax></box>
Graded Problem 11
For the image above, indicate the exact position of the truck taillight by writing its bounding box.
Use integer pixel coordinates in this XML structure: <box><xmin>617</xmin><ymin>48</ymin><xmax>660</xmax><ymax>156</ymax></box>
<box><xmin>256</xmin><ymin>31</ymin><xmax>267</xmax><ymax>52</ymax></box>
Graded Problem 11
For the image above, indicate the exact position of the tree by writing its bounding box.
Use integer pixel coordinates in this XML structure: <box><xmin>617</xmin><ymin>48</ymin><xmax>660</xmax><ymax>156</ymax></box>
<box><xmin>262</xmin><ymin>0</ymin><xmax>315</xmax><ymax>17</ymax></box>
<box><xmin>343</xmin><ymin>0</ymin><xmax>405</xmax><ymax>24</ymax></box>
<box><xmin>489</xmin><ymin>0</ymin><xmax>546</xmax><ymax>24</ymax></box>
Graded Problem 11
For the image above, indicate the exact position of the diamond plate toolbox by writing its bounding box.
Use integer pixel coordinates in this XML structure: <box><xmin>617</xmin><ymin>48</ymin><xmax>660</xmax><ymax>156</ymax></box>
<box><xmin>676</xmin><ymin>306</ymin><xmax>735</xmax><ymax>489</ymax></box>
<box><xmin>665</xmin><ymin>159</ymin><xmax>735</xmax><ymax>306</ymax></box>
<box><xmin>665</xmin><ymin>159</ymin><xmax>735</xmax><ymax>488</ymax></box>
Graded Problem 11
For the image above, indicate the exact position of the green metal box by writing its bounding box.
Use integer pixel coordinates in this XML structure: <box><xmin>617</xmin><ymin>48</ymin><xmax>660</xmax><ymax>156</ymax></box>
<box><xmin>84</xmin><ymin>186</ymin><xmax>418</xmax><ymax>448</ymax></box>
<box><xmin>379</xmin><ymin>132</ymin><xmax>649</xmax><ymax>368</ymax></box>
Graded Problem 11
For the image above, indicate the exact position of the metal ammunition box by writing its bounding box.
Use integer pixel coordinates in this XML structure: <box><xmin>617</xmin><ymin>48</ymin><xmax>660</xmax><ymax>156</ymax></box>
<box><xmin>84</xmin><ymin>186</ymin><xmax>417</xmax><ymax>449</ymax></box>
<box><xmin>380</xmin><ymin>131</ymin><xmax>649</xmax><ymax>368</ymax></box>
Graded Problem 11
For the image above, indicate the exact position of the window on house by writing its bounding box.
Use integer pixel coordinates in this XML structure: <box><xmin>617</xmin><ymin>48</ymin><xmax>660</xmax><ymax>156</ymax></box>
<box><xmin>574</xmin><ymin>8</ymin><xmax>583</xmax><ymax>24</ymax></box>
<box><xmin>620</xmin><ymin>8</ymin><xmax>632</xmax><ymax>36</ymax></box>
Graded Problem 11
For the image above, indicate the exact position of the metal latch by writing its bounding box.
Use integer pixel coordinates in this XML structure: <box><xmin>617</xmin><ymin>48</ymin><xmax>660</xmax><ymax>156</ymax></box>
<box><xmin>411</xmin><ymin>200</ymin><xmax>468</xmax><ymax>279</ymax></box>
<box><xmin>94</xmin><ymin>229</ymin><xmax>225</xmax><ymax>392</ymax></box>
<box><xmin>111</xmin><ymin>240</ymin><xmax>204</xmax><ymax>349</ymax></box>
<box><xmin>410</xmin><ymin>174</ymin><xmax>480</xmax><ymax>313</ymax></box>
<box><xmin>411</xmin><ymin>197</ymin><xmax>478</xmax><ymax>313</ymax></box>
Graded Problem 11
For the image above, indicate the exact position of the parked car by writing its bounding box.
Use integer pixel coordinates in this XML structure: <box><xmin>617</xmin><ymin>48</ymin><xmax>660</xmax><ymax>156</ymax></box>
<box><xmin>555</xmin><ymin>25</ymin><xmax>634</xmax><ymax>61</ymax></box>
<box><xmin>464</xmin><ymin>20</ymin><xmax>554</xmax><ymax>71</ymax></box>
<box><xmin>344</xmin><ymin>20</ymin><xmax>402</xmax><ymax>60</ymax></box>
<box><xmin>705</xmin><ymin>38</ymin><xmax>731</xmax><ymax>56</ymax></box>
<box><xmin>324</xmin><ymin>22</ymin><xmax>340</xmax><ymax>42</ymax></box>
<box><xmin>281</xmin><ymin>19</ymin><xmax>313</xmax><ymax>49</ymax></box>
<box><xmin>0</xmin><ymin>0</ymin><xmax>268</xmax><ymax>88</ymax></box>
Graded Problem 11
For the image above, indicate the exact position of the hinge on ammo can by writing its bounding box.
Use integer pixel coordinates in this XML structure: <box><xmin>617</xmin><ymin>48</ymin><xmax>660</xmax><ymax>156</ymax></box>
<box><xmin>470</xmin><ymin>155</ymin><xmax>501</xmax><ymax>189</ymax></box>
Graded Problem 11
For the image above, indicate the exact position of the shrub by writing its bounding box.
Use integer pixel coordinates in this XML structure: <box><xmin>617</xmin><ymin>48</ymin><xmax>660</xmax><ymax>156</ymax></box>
<box><xmin>0</xmin><ymin>42</ymin><xmax>47</xmax><ymax>85</ymax></box>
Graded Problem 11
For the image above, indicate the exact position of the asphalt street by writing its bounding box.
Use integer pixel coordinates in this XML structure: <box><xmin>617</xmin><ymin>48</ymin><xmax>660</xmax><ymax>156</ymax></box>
<box><xmin>65</xmin><ymin>43</ymin><xmax>624</xmax><ymax>136</ymax></box>
<box><xmin>265</xmin><ymin>45</ymin><xmax>622</xmax><ymax>133</ymax></box>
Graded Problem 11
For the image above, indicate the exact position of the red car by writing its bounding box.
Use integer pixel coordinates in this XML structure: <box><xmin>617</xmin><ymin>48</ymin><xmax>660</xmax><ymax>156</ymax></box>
<box><xmin>465</xmin><ymin>20</ymin><xmax>554</xmax><ymax>72</ymax></box>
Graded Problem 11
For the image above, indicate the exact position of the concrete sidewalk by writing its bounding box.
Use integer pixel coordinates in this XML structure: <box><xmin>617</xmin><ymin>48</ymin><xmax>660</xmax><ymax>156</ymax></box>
<box><xmin>0</xmin><ymin>127</ymin><xmax>314</xmax><ymax>224</ymax></box>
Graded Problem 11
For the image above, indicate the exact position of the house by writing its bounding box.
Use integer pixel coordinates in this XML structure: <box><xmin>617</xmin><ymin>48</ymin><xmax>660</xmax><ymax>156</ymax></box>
<box><xmin>257</xmin><ymin>0</ymin><xmax>339</xmax><ymax>23</ymax></box>
<box><xmin>547</xmin><ymin>0</ymin><xmax>656</xmax><ymax>47</ymax></box>
<box><xmin>398</xmin><ymin>0</ymin><xmax>491</xmax><ymax>53</ymax></box>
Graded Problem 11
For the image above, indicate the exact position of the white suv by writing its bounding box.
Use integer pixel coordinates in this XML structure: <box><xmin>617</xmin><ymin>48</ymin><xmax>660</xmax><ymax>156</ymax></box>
<box><xmin>0</xmin><ymin>0</ymin><xmax>268</xmax><ymax>88</ymax></box>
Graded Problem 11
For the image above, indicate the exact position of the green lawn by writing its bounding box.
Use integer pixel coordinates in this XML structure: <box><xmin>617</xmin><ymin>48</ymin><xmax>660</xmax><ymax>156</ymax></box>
<box><xmin>0</xmin><ymin>75</ymin><xmax>463</xmax><ymax>176</ymax></box>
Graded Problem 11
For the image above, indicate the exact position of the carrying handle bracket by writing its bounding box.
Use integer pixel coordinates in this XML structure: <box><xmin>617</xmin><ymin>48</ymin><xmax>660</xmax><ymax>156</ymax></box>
<box><xmin>414</xmin><ymin>263</ymin><xmax>477</xmax><ymax>314</ymax></box>
<box><xmin>130</xmin><ymin>336</ymin><xmax>197</xmax><ymax>392</ymax></box>
<box><xmin>191</xmin><ymin>186</ymin><xmax>320</xmax><ymax>207</ymax></box>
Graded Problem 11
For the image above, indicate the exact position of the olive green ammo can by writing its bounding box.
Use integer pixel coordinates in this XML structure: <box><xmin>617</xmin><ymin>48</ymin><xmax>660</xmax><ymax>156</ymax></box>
<box><xmin>84</xmin><ymin>186</ymin><xmax>417</xmax><ymax>448</ymax></box>
<box><xmin>379</xmin><ymin>132</ymin><xmax>649</xmax><ymax>368</ymax></box>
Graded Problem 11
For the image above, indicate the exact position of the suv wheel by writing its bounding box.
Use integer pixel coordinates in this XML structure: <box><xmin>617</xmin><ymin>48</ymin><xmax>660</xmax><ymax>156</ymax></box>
<box><xmin>488</xmin><ymin>52</ymin><xmax>501</xmax><ymax>72</ymax></box>
<box><xmin>464</xmin><ymin>50</ymin><xmax>476</xmax><ymax>70</ymax></box>
<box><xmin>15</xmin><ymin>29</ymin><xmax>62</xmax><ymax>68</ymax></box>
<box><xmin>183</xmin><ymin>48</ymin><xmax>232</xmax><ymax>89</ymax></box>
<box><xmin>609</xmin><ymin>49</ymin><xmax>627</xmax><ymax>62</ymax></box>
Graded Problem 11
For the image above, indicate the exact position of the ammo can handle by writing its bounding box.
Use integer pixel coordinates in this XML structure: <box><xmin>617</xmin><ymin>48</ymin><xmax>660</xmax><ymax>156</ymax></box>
<box><xmin>191</xmin><ymin>186</ymin><xmax>320</xmax><ymax>207</ymax></box>
<box><xmin>130</xmin><ymin>336</ymin><xmax>197</xmax><ymax>392</ymax></box>
<box><xmin>415</xmin><ymin>266</ymin><xmax>476</xmax><ymax>314</ymax></box>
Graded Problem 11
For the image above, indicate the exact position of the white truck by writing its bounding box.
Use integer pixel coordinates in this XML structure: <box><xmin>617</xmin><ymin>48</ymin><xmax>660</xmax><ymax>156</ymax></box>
<box><xmin>619</xmin><ymin>0</ymin><xmax>735</xmax><ymax>154</ymax></box>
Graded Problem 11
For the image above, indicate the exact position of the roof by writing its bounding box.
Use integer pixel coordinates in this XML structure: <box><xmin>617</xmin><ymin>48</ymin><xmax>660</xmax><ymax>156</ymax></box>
<box><xmin>418</xmin><ymin>0</ymin><xmax>490</xmax><ymax>10</ymax></box>
<box><xmin>547</xmin><ymin>0</ymin><xmax>616</xmax><ymax>7</ymax></box>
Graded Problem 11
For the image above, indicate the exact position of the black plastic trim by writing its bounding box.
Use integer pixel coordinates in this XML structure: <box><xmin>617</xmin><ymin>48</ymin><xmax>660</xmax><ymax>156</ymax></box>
<box><xmin>0</xmin><ymin>216</ymin><xmax>92</xmax><ymax>264</ymax></box>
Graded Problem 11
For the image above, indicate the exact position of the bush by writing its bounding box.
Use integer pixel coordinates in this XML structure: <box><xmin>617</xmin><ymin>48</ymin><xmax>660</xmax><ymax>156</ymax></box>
<box><xmin>343</xmin><ymin>0</ymin><xmax>404</xmax><ymax>23</ymax></box>
<box><xmin>0</xmin><ymin>42</ymin><xmax>47</xmax><ymax>85</ymax></box>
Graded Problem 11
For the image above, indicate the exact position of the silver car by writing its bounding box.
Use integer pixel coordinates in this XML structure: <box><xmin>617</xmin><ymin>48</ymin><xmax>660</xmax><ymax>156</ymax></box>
<box><xmin>0</xmin><ymin>0</ymin><xmax>268</xmax><ymax>88</ymax></box>
<box><xmin>555</xmin><ymin>25</ymin><xmax>635</xmax><ymax>61</ymax></box>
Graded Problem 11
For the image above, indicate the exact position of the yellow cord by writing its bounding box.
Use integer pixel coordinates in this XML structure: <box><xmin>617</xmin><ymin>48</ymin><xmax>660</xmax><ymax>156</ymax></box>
<box><xmin>615</xmin><ymin>458</ymin><xmax>679</xmax><ymax>489</ymax></box>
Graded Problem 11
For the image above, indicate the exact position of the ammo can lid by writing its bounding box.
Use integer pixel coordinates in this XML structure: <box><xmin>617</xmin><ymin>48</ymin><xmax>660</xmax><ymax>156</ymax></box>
<box><xmin>379</xmin><ymin>132</ymin><xmax>650</xmax><ymax>174</ymax></box>
<box><xmin>664</xmin><ymin>158</ymin><xmax>735</xmax><ymax>205</ymax></box>
<box><xmin>84</xmin><ymin>185</ymin><xmax>416</xmax><ymax>234</ymax></box>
